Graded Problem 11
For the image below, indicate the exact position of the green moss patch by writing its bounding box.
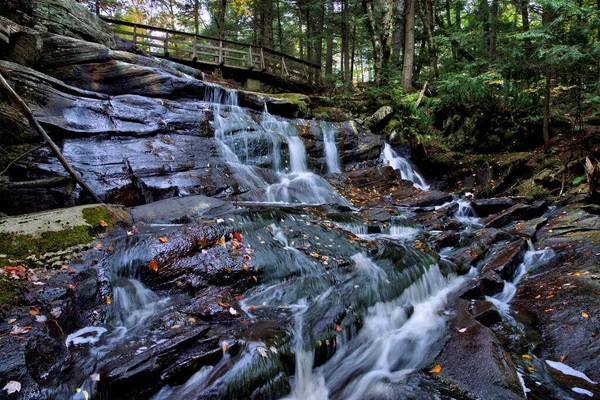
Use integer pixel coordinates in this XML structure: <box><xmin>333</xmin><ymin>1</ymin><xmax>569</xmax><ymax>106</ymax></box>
<box><xmin>271</xmin><ymin>93</ymin><xmax>310</xmax><ymax>115</ymax></box>
<box><xmin>0</xmin><ymin>277</ymin><xmax>16</xmax><ymax>308</ymax></box>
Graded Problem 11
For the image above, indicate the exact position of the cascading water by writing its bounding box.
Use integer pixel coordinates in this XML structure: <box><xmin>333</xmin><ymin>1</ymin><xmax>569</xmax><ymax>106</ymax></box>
<box><xmin>320</xmin><ymin>121</ymin><xmax>342</xmax><ymax>174</ymax></box>
<box><xmin>381</xmin><ymin>143</ymin><xmax>429</xmax><ymax>190</ymax></box>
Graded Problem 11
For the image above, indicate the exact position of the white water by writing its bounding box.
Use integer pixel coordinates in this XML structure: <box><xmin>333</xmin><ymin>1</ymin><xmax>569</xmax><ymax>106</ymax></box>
<box><xmin>287</xmin><ymin>264</ymin><xmax>469</xmax><ymax>400</ymax></box>
<box><xmin>487</xmin><ymin>240</ymin><xmax>555</xmax><ymax>313</ymax></box>
<box><xmin>320</xmin><ymin>121</ymin><xmax>342</xmax><ymax>174</ymax></box>
<box><xmin>381</xmin><ymin>143</ymin><xmax>429</xmax><ymax>190</ymax></box>
<box><xmin>545</xmin><ymin>361</ymin><xmax>598</xmax><ymax>385</ymax></box>
<box><xmin>455</xmin><ymin>199</ymin><xmax>479</xmax><ymax>224</ymax></box>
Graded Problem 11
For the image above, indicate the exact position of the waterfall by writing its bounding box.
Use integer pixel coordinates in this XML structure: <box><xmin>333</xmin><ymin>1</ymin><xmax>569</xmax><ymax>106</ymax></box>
<box><xmin>320</xmin><ymin>121</ymin><xmax>342</xmax><ymax>174</ymax></box>
<box><xmin>382</xmin><ymin>143</ymin><xmax>429</xmax><ymax>190</ymax></box>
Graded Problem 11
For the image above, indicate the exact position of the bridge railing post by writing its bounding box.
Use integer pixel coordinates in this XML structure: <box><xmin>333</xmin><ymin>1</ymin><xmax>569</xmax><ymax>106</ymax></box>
<box><xmin>132</xmin><ymin>25</ymin><xmax>137</xmax><ymax>48</ymax></box>
<box><xmin>248</xmin><ymin>47</ymin><xmax>253</xmax><ymax>69</ymax></box>
<box><xmin>192</xmin><ymin>36</ymin><xmax>197</xmax><ymax>60</ymax></box>
<box><xmin>218</xmin><ymin>40</ymin><xmax>223</xmax><ymax>65</ymax></box>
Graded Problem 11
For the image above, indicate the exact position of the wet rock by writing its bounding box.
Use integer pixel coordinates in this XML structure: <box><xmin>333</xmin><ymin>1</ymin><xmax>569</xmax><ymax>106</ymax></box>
<box><xmin>459</xmin><ymin>281</ymin><xmax>485</xmax><ymax>300</ymax></box>
<box><xmin>339</xmin><ymin>120</ymin><xmax>382</xmax><ymax>165</ymax></box>
<box><xmin>362</xmin><ymin>208</ymin><xmax>391</xmax><ymax>222</ymax></box>
<box><xmin>507</xmin><ymin>216</ymin><xmax>548</xmax><ymax>239</ymax></box>
<box><xmin>480</xmin><ymin>272</ymin><xmax>505</xmax><ymax>296</ymax></box>
<box><xmin>483</xmin><ymin>201</ymin><xmax>548</xmax><ymax>228</ymax></box>
<box><xmin>0</xmin><ymin>0</ymin><xmax>117</xmax><ymax>49</ymax></box>
<box><xmin>396</xmin><ymin>191</ymin><xmax>454</xmax><ymax>208</ymax></box>
<box><xmin>471</xmin><ymin>197</ymin><xmax>516</xmax><ymax>217</ymax></box>
<box><xmin>481</xmin><ymin>238</ymin><xmax>527</xmax><ymax>280</ymax></box>
<box><xmin>469</xmin><ymin>300</ymin><xmax>502</xmax><ymax>327</ymax></box>
<box><xmin>131</xmin><ymin>195</ymin><xmax>236</xmax><ymax>224</ymax></box>
<box><xmin>434</xmin><ymin>231</ymin><xmax>461</xmax><ymax>249</ymax></box>
<box><xmin>435</xmin><ymin>298</ymin><xmax>523</xmax><ymax>400</ymax></box>
<box><xmin>181</xmin><ymin>287</ymin><xmax>246</xmax><ymax>321</ymax></box>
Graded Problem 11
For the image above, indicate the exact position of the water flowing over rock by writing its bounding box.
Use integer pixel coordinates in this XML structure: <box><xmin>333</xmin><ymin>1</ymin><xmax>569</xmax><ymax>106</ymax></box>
<box><xmin>1</xmin><ymin>3</ymin><xmax>599</xmax><ymax>400</ymax></box>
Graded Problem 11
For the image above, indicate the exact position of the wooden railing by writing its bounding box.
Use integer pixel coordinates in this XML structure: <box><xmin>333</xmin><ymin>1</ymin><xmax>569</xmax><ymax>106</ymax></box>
<box><xmin>101</xmin><ymin>17</ymin><xmax>320</xmax><ymax>86</ymax></box>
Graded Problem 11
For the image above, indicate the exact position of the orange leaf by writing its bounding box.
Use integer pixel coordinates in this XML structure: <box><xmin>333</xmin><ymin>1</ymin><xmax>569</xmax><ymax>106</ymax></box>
<box><xmin>29</xmin><ymin>306</ymin><xmax>40</xmax><ymax>316</ymax></box>
<box><xmin>335</xmin><ymin>324</ymin><xmax>342</xmax><ymax>332</ymax></box>
<box><xmin>149</xmin><ymin>260</ymin><xmax>158</xmax><ymax>272</ymax></box>
<box><xmin>560</xmin><ymin>354</ymin><xmax>568</xmax><ymax>362</ymax></box>
<box><xmin>106</xmin><ymin>295</ymin><xmax>111</xmax><ymax>305</ymax></box>
<box><xmin>582</xmin><ymin>312</ymin><xmax>590</xmax><ymax>318</ymax></box>
<box><xmin>233</xmin><ymin>232</ymin><xmax>242</xmax><ymax>242</ymax></box>
<box><xmin>98</xmin><ymin>220</ymin><xmax>109</xmax><ymax>227</ymax></box>
<box><xmin>430</xmin><ymin>365</ymin><xmax>442</xmax><ymax>373</ymax></box>
<box><xmin>159</xmin><ymin>236</ymin><xmax>169</xmax><ymax>243</ymax></box>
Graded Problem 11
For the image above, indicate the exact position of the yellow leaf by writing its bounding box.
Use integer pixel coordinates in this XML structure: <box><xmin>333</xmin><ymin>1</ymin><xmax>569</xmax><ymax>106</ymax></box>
<box><xmin>159</xmin><ymin>236</ymin><xmax>169</xmax><ymax>243</ymax></box>
<box><xmin>217</xmin><ymin>235</ymin><xmax>227</xmax><ymax>248</ymax></box>
<box><xmin>430</xmin><ymin>364</ymin><xmax>442</xmax><ymax>373</ymax></box>
<box><xmin>106</xmin><ymin>295</ymin><xmax>111</xmax><ymax>305</ymax></box>
<box><xmin>522</xmin><ymin>354</ymin><xmax>532</xmax><ymax>359</ymax></box>
<box><xmin>29</xmin><ymin>306</ymin><xmax>40</xmax><ymax>316</ymax></box>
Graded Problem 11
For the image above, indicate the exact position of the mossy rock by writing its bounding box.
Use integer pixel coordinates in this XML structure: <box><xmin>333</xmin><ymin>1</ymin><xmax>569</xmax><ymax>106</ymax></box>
<box><xmin>0</xmin><ymin>204</ymin><xmax>131</xmax><ymax>267</ymax></box>
<box><xmin>515</xmin><ymin>178</ymin><xmax>546</xmax><ymax>199</ymax></box>
<box><xmin>270</xmin><ymin>93</ymin><xmax>310</xmax><ymax>115</ymax></box>
<box><xmin>0</xmin><ymin>276</ymin><xmax>16</xmax><ymax>309</ymax></box>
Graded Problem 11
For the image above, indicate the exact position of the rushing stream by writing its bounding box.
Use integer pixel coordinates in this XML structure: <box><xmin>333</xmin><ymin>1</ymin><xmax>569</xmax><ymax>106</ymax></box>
<box><xmin>44</xmin><ymin>83</ymin><xmax>566</xmax><ymax>400</ymax></box>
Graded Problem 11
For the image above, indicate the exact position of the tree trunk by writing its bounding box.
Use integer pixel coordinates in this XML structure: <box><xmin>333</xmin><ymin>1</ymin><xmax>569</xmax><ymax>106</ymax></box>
<box><xmin>489</xmin><ymin>0</ymin><xmax>498</xmax><ymax>60</ymax></box>
<box><xmin>342</xmin><ymin>0</ymin><xmax>352</xmax><ymax>91</ymax></box>
<box><xmin>392</xmin><ymin>0</ymin><xmax>405</xmax><ymax>67</ymax></box>
<box><xmin>479</xmin><ymin>0</ymin><xmax>490</xmax><ymax>59</ymax></box>
<box><xmin>456</xmin><ymin>0</ymin><xmax>462</xmax><ymax>30</ymax></box>
<box><xmin>542</xmin><ymin>7</ymin><xmax>553</xmax><ymax>148</ymax></box>
<box><xmin>277</xmin><ymin>0</ymin><xmax>283</xmax><ymax>51</ymax></box>
<box><xmin>380</xmin><ymin>0</ymin><xmax>395</xmax><ymax>81</ymax></box>
<box><xmin>420</xmin><ymin>0</ymin><xmax>438</xmax><ymax>78</ymax></box>
<box><xmin>402</xmin><ymin>0</ymin><xmax>415</xmax><ymax>92</ymax></box>
<box><xmin>445</xmin><ymin>0</ymin><xmax>456</xmax><ymax>61</ymax></box>
<box><xmin>194</xmin><ymin>0</ymin><xmax>199</xmax><ymax>34</ymax></box>
<box><xmin>297</xmin><ymin>3</ymin><xmax>304</xmax><ymax>59</ymax></box>
<box><xmin>313</xmin><ymin>1</ymin><xmax>325</xmax><ymax>83</ymax></box>
<box><xmin>258</xmin><ymin>0</ymin><xmax>274</xmax><ymax>49</ymax></box>
<box><xmin>362</xmin><ymin>0</ymin><xmax>381</xmax><ymax>82</ymax></box>
<box><xmin>325</xmin><ymin>0</ymin><xmax>334</xmax><ymax>77</ymax></box>
<box><xmin>217</xmin><ymin>0</ymin><xmax>227</xmax><ymax>39</ymax></box>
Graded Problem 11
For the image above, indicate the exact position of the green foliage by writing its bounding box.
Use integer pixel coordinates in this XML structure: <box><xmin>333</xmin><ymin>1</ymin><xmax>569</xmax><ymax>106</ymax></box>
<box><xmin>572</xmin><ymin>175</ymin><xmax>586</xmax><ymax>185</ymax></box>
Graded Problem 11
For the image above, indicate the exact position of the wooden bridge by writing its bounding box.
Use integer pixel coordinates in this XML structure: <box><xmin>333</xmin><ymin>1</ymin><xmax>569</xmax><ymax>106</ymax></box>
<box><xmin>101</xmin><ymin>18</ymin><xmax>321</xmax><ymax>91</ymax></box>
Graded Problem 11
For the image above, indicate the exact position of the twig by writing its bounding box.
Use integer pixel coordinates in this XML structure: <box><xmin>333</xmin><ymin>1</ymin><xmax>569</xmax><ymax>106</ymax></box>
<box><xmin>0</xmin><ymin>70</ymin><xmax>102</xmax><ymax>203</ymax></box>
<box><xmin>0</xmin><ymin>143</ymin><xmax>45</xmax><ymax>176</ymax></box>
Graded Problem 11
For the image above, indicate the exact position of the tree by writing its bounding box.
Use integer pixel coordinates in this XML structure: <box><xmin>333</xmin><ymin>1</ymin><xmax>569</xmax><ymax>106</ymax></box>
<box><xmin>402</xmin><ymin>0</ymin><xmax>415</xmax><ymax>92</ymax></box>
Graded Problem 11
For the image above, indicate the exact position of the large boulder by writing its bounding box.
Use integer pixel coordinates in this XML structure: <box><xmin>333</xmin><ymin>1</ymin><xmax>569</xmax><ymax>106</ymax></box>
<box><xmin>364</xmin><ymin>105</ymin><xmax>393</xmax><ymax>132</ymax></box>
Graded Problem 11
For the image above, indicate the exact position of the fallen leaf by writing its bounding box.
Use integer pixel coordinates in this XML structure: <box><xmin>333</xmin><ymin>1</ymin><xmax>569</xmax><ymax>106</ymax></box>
<box><xmin>108</xmin><ymin>246</ymin><xmax>114</xmax><ymax>252</ymax></box>
<box><xmin>217</xmin><ymin>235</ymin><xmax>227</xmax><ymax>248</ymax></box>
<box><xmin>522</xmin><ymin>354</ymin><xmax>532</xmax><ymax>359</ymax></box>
<box><xmin>256</xmin><ymin>346</ymin><xmax>268</xmax><ymax>358</ymax></box>
<box><xmin>7</xmin><ymin>318</ymin><xmax>16</xmax><ymax>324</ymax></box>
<box><xmin>560</xmin><ymin>354</ymin><xmax>568</xmax><ymax>362</ymax></box>
<box><xmin>222</xmin><ymin>341</ymin><xmax>229</xmax><ymax>352</ymax></box>
<box><xmin>335</xmin><ymin>324</ymin><xmax>342</xmax><ymax>332</ymax></box>
<box><xmin>149</xmin><ymin>260</ymin><xmax>158</xmax><ymax>272</ymax></box>
<box><xmin>68</xmin><ymin>268</ymin><xmax>77</xmax><ymax>275</ymax></box>
<box><xmin>171</xmin><ymin>325</ymin><xmax>181</xmax><ymax>329</ymax></box>
<box><xmin>574</xmin><ymin>272</ymin><xmax>581</xmax><ymax>277</ymax></box>
<box><xmin>159</xmin><ymin>236</ymin><xmax>169</xmax><ymax>243</ymax></box>
<box><xmin>10</xmin><ymin>325</ymin><xmax>31</xmax><ymax>335</ymax></box>
<box><xmin>90</xmin><ymin>373</ymin><xmax>100</xmax><ymax>382</ymax></box>
<box><xmin>218</xmin><ymin>302</ymin><xmax>228</xmax><ymax>308</ymax></box>
<box><xmin>234</xmin><ymin>295</ymin><xmax>243</xmax><ymax>300</ymax></box>
<box><xmin>98</xmin><ymin>220</ymin><xmax>109</xmax><ymax>227</ymax></box>
<box><xmin>229</xmin><ymin>307</ymin><xmax>237</xmax><ymax>315</ymax></box>
<box><xmin>2</xmin><ymin>381</ymin><xmax>21</xmax><ymax>395</ymax></box>
<box><xmin>430</xmin><ymin>365</ymin><xmax>442</xmax><ymax>373</ymax></box>
<box><xmin>32</xmin><ymin>281</ymin><xmax>45</xmax><ymax>286</ymax></box>
<box><xmin>106</xmin><ymin>295</ymin><xmax>111</xmax><ymax>305</ymax></box>
<box><xmin>133</xmin><ymin>227</ymin><xmax>139</xmax><ymax>233</ymax></box>
<box><xmin>233</xmin><ymin>232</ymin><xmax>243</xmax><ymax>242</ymax></box>
<box><xmin>270</xmin><ymin>346</ymin><xmax>278</xmax><ymax>354</ymax></box>
<box><xmin>187</xmin><ymin>317</ymin><xmax>196</xmax><ymax>323</ymax></box>
<box><xmin>582</xmin><ymin>312</ymin><xmax>590</xmax><ymax>318</ymax></box>
<box><xmin>29</xmin><ymin>306</ymin><xmax>40</xmax><ymax>315</ymax></box>
<box><xmin>242</xmin><ymin>263</ymin><xmax>249</xmax><ymax>271</ymax></box>
<box><xmin>457</xmin><ymin>328</ymin><xmax>467</xmax><ymax>333</ymax></box>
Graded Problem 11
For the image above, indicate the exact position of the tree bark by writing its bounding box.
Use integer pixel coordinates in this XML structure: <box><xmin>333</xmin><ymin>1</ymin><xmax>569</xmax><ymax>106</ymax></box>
<box><xmin>402</xmin><ymin>0</ymin><xmax>415</xmax><ymax>92</ymax></box>
<box><xmin>257</xmin><ymin>0</ymin><xmax>274</xmax><ymax>49</ymax></box>
<box><xmin>542</xmin><ymin>7</ymin><xmax>553</xmax><ymax>148</ymax></box>
<box><xmin>193</xmin><ymin>0</ymin><xmax>199</xmax><ymax>34</ymax></box>
<box><xmin>217</xmin><ymin>0</ymin><xmax>227</xmax><ymax>39</ymax></box>
<box><xmin>313</xmin><ymin>1</ymin><xmax>325</xmax><ymax>83</ymax></box>
<box><xmin>421</xmin><ymin>0</ymin><xmax>438</xmax><ymax>77</ymax></box>
<box><xmin>392</xmin><ymin>0</ymin><xmax>405</xmax><ymax>67</ymax></box>
<box><xmin>380</xmin><ymin>0</ymin><xmax>395</xmax><ymax>80</ymax></box>
<box><xmin>362</xmin><ymin>0</ymin><xmax>381</xmax><ymax>81</ymax></box>
<box><xmin>343</xmin><ymin>0</ymin><xmax>352</xmax><ymax>91</ymax></box>
<box><xmin>489</xmin><ymin>0</ymin><xmax>499</xmax><ymax>60</ymax></box>
<box><xmin>325</xmin><ymin>0</ymin><xmax>334</xmax><ymax>77</ymax></box>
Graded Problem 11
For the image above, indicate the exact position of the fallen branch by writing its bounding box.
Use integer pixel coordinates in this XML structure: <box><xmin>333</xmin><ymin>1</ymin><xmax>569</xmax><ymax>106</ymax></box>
<box><xmin>4</xmin><ymin>176</ymin><xmax>71</xmax><ymax>189</ymax></box>
<box><xmin>0</xmin><ymin>143</ymin><xmax>45</xmax><ymax>176</ymax></box>
<box><xmin>0</xmin><ymin>70</ymin><xmax>102</xmax><ymax>203</ymax></box>
<box><xmin>415</xmin><ymin>81</ymin><xmax>428</xmax><ymax>108</ymax></box>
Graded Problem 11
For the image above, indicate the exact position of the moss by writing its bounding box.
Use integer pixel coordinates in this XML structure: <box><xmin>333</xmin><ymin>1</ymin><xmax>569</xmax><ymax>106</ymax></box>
<box><xmin>0</xmin><ymin>206</ymin><xmax>126</xmax><ymax>267</ymax></box>
<box><xmin>0</xmin><ymin>226</ymin><xmax>91</xmax><ymax>267</ymax></box>
<box><xmin>516</xmin><ymin>178</ymin><xmax>546</xmax><ymax>199</ymax></box>
<box><xmin>0</xmin><ymin>143</ymin><xmax>35</xmax><ymax>171</ymax></box>
<box><xmin>272</xmin><ymin>93</ymin><xmax>310</xmax><ymax>115</ymax></box>
<box><xmin>0</xmin><ymin>277</ymin><xmax>16</xmax><ymax>306</ymax></box>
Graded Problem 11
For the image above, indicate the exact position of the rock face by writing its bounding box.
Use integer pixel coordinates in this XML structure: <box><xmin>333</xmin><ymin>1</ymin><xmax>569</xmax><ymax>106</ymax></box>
<box><xmin>364</xmin><ymin>105</ymin><xmax>393</xmax><ymax>132</ymax></box>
